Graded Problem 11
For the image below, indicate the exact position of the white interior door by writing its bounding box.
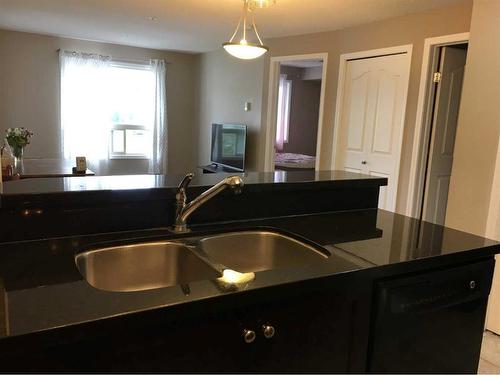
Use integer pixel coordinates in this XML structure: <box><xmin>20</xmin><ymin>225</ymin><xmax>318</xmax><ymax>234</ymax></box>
<box><xmin>335</xmin><ymin>53</ymin><xmax>410</xmax><ymax>211</ymax></box>
<box><xmin>422</xmin><ymin>46</ymin><xmax>467</xmax><ymax>225</ymax></box>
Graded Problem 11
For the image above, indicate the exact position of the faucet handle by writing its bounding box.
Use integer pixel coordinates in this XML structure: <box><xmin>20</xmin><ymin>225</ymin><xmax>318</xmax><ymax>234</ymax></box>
<box><xmin>178</xmin><ymin>173</ymin><xmax>194</xmax><ymax>191</ymax></box>
<box><xmin>176</xmin><ymin>173</ymin><xmax>194</xmax><ymax>215</ymax></box>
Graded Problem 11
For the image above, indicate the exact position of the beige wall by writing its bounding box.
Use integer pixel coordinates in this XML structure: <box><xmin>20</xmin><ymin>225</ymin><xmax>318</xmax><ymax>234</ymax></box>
<box><xmin>195</xmin><ymin>49</ymin><xmax>264</xmax><ymax>170</ymax></box>
<box><xmin>259</xmin><ymin>0</ymin><xmax>472</xmax><ymax>213</ymax></box>
<box><xmin>446</xmin><ymin>0</ymin><xmax>500</xmax><ymax>236</ymax></box>
<box><xmin>0</xmin><ymin>29</ymin><xmax>198</xmax><ymax>175</ymax></box>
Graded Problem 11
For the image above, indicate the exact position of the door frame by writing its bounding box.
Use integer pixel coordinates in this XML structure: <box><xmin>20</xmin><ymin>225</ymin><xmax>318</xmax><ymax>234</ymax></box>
<box><xmin>405</xmin><ymin>32</ymin><xmax>470</xmax><ymax>218</ymax></box>
<box><xmin>330</xmin><ymin>44</ymin><xmax>413</xmax><ymax>212</ymax></box>
<box><xmin>486</xmin><ymin>138</ymin><xmax>500</xmax><ymax>334</ymax></box>
<box><xmin>263</xmin><ymin>53</ymin><xmax>328</xmax><ymax>172</ymax></box>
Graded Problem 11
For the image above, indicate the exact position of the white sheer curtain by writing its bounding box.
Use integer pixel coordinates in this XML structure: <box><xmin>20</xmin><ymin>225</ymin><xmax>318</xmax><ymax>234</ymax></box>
<box><xmin>59</xmin><ymin>51</ymin><xmax>111</xmax><ymax>171</ymax></box>
<box><xmin>149</xmin><ymin>59</ymin><xmax>167</xmax><ymax>174</ymax></box>
<box><xmin>275</xmin><ymin>74</ymin><xmax>292</xmax><ymax>152</ymax></box>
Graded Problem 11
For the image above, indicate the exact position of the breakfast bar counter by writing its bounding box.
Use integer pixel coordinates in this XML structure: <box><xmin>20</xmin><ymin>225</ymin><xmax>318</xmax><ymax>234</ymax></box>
<box><xmin>0</xmin><ymin>171</ymin><xmax>497</xmax><ymax>372</ymax></box>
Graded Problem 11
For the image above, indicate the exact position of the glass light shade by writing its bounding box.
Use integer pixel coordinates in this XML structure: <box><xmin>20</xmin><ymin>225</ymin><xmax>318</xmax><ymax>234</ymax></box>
<box><xmin>223</xmin><ymin>41</ymin><xmax>269</xmax><ymax>60</ymax></box>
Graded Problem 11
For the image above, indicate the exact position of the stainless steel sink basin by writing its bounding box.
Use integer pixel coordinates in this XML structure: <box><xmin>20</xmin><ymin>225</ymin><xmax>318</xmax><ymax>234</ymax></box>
<box><xmin>76</xmin><ymin>230</ymin><xmax>330</xmax><ymax>292</ymax></box>
<box><xmin>199</xmin><ymin>230</ymin><xmax>330</xmax><ymax>273</ymax></box>
<box><xmin>75</xmin><ymin>242</ymin><xmax>221</xmax><ymax>292</ymax></box>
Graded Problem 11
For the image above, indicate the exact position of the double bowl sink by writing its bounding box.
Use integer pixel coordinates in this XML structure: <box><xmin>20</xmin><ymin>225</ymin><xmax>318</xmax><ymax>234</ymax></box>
<box><xmin>75</xmin><ymin>230</ymin><xmax>330</xmax><ymax>292</ymax></box>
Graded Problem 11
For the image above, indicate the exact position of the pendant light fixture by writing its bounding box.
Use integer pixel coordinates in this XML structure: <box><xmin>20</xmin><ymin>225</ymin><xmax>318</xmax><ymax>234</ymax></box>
<box><xmin>249</xmin><ymin>0</ymin><xmax>275</xmax><ymax>9</ymax></box>
<box><xmin>223</xmin><ymin>0</ymin><xmax>270</xmax><ymax>60</ymax></box>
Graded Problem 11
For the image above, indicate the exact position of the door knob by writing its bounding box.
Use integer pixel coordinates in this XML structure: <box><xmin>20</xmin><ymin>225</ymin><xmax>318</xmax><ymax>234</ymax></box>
<box><xmin>262</xmin><ymin>324</ymin><xmax>275</xmax><ymax>339</ymax></box>
<box><xmin>243</xmin><ymin>329</ymin><xmax>256</xmax><ymax>344</ymax></box>
<box><xmin>361</xmin><ymin>160</ymin><xmax>367</xmax><ymax>165</ymax></box>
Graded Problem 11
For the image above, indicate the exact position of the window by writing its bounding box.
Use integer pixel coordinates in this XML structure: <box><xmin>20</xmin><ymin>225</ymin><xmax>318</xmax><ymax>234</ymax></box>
<box><xmin>107</xmin><ymin>63</ymin><xmax>156</xmax><ymax>159</ymax></box>
<box><xmin>111</xmin><ymin>125</ymin><xmax>150</xmax><ymax>158</ymax></box>
<box><xmin>275</xmin><ymin>74</ymin><xmax>292</xmax><ymax>151</ymax></box>
<box><xmin>60</xmin><ymin>51</ymin><xmax>165</xmax><ymax>170</ymax></box>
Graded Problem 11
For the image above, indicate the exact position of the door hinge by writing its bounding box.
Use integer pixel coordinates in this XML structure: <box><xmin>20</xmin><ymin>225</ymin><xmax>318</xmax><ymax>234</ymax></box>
<box><xmin>433</xmin><ymin>72</ymin><xmax>442</xmax><ymax>83</ymax></box>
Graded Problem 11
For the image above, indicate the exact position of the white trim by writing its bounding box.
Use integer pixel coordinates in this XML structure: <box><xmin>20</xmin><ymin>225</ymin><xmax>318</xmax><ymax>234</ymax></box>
<box><xmin>264</xmin><ymin>53</ymin><xmax>328</xmax><ymax>172</ymax></box>
<box><xmin>406</xmin><ymin>32</ymin><xmax>470</xmax><ymax>218</ymax></box>
<box><xmin>486</xmin><ymin>138</ymin><xmax>500</xmax><ymax>240</ymax></box>
<box><xmin>330</xmin><ymin>44</ymin><xmax>413</xmax><ymax>212</ymax></box>
<box><xmin>485</xmin><ymin>139</ymin><xmax>500</xmax><ymax>333</ymax></box>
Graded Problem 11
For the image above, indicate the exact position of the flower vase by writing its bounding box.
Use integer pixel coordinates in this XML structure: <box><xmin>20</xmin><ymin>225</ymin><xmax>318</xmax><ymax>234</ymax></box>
<box><xmin>11</xmin><ymin>146</ymin><xmax>24</xmax><ymax>175</ymax></box>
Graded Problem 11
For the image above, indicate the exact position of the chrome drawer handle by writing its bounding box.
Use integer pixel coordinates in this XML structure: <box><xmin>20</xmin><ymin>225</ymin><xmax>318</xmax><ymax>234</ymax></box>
<box><xmin>243</xmin><ymin>329</ymin><xmax>256</xmax><ymax>344</ymax></box>
<box><xmin>262</xmin><ymin>324</ymin><xmax>275</xmax><ymax>339</ymax></box>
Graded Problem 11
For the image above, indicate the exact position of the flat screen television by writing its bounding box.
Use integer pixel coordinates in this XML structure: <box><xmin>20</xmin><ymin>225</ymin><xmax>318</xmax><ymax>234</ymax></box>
<box><xmin>210</xmin><ymin>123</ymin><xmax>247</xmax><ymax>172</ymax></box>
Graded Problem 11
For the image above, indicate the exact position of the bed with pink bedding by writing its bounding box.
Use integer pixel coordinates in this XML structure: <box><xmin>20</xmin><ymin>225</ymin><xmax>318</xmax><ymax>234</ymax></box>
<box><xmin>275</xmin><ymin>153</ymin><xmax>316</xmax><ymax>171</ymax></box>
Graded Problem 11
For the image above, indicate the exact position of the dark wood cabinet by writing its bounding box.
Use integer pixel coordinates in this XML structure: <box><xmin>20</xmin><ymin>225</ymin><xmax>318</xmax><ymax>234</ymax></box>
<box><xmin>0</xmin><ymin>277</ymin><xmax>362</xmax><ymax>372</ymax></box>
<box><xmin>246</xmin><ymin>290</ymin><xmax>354</xmax><ymax>372</ymax></box>
<box><xmin>98</xmin><ymin>282</ymin><xmax>359</xmax><ymax>372</ymax></box>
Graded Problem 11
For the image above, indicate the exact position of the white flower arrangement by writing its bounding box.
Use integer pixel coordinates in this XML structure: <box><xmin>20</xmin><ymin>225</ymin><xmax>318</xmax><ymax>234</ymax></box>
<box><xmin>5</xmin><ymin>127</ymin><xmax>33</xmax><ymax>157</ymax></box>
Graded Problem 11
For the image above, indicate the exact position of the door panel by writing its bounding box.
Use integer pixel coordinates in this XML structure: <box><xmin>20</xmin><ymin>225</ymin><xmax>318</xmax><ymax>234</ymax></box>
<box><xmin>423</xmin><ymin>46</ymin><xmax>467</xmax><ymax>224</ymax></box>
<box><xmin>346</xmin><ymin>72</ymin><xmax>370</xmax><ymax>152</ymax></box>
<box><xmin>432</xmin><ymin>175</ymin><xmax>451</xmax><ymax>225</ymax></box>
<box><xmin>336</xmin><ymin>52</ymin><xmax>410</xmax><ymax>212</ymax></box>
<box><xmin>372</xmin><ymin>72</ymin><xmax>399</xmax><ymax>154</ymax></box>
<box><xmin>251</xmin><ymin>290</ymin><xmax>354</xmax><ymax>372</ymax></box>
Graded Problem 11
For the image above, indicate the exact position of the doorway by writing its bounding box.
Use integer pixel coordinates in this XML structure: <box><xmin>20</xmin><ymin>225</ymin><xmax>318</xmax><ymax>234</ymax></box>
<box><xmin>331</xmin><ymin>45</ymin><xmax>413</xmax><ymax>212</ymax></box>
<box><xmin>420</xmin><ymin>44</ymin><xmax>468</xmax><ymax>225</ymax></box>
<box><xmin>264</xmin><ymin>53</ymin><xmax>328</xmax><ymax>172</ymax></box>
<box><xmin>406</xmin><ymin>33</ymin><xmax>470</xmax><ymax>224</ymax></box>
<box><xmin>274</xmin><ymin>59</ymin><xmax>324</xmax><ymax>171</ymax></box>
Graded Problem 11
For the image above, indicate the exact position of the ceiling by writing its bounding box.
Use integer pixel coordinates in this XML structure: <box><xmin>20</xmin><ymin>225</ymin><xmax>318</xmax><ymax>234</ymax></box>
<box><xmin>0</xmin><ymin>0</ymin><xmax>466</xmax><ymax>53</ymax></box>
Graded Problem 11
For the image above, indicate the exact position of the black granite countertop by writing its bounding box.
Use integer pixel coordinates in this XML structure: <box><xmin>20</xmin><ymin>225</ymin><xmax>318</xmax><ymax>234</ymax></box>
<box><xmin>0</xmin><ymin>170</ymin><xmax>386</xmax><ymax>207</ymax></box>
<box><xmin>0</xmin><ymin>209</ymin><xmax>497</xmax><ymax>341</ymax></box>
<box><xmin>1</xmin><ymin>171</ymin><xmax>386</xmax><ymax>195</ymax></box>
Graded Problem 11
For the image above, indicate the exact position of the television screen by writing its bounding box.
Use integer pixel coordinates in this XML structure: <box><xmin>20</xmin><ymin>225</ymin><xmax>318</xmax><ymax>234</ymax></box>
<box><xmin>210</xmin><ymin>123</ymin><xmax>247</xmax><ymax>172</ymax></box>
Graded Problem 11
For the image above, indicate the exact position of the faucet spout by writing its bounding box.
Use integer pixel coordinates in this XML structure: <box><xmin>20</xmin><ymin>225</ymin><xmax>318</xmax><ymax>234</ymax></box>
<box><xmin>172</xmin><ymin>174</ymin><xmax>244</xmax><ymax>233</ymax></box>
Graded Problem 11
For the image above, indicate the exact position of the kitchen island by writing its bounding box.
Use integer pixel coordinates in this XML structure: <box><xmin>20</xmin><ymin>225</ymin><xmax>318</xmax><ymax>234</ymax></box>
<box><xmin>0</xmin><ymin>171</ymin><xmax>497</xmax><ymax>372</ymax></box>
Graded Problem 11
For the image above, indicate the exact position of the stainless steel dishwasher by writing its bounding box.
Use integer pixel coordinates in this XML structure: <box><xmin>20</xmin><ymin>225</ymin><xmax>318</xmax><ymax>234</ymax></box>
<box><xmin>368</xmin><ymin>259</ymin><xmax>495</xmax><ymax>373</ymax></box>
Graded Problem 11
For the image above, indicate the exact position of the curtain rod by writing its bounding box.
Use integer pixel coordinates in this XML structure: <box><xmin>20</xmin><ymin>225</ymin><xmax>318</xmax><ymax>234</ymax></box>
<box><xmin>57</xmin><ymin>49</ymin><xmax>171</xmax><ymax>64</ymax></box>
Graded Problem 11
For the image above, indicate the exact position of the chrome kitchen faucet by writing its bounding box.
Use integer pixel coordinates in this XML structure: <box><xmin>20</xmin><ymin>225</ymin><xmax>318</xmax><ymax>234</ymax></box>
<box><xmin>172</xmin><ymin>173</ymin><xmax>244</xmax><ymax>233</ymax></box>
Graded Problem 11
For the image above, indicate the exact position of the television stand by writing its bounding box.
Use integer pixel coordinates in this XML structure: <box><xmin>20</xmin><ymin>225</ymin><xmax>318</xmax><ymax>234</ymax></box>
<box><xmin>199</xmin><ymin>164</ymin><xmax>239</xmax><ymax>174</ymax></box>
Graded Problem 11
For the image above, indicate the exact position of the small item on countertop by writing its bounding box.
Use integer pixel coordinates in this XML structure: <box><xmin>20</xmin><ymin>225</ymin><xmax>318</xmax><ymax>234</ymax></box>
<box><xmin>76</xmin><ymin>156</ymin><xmax>87</xmax><ymax>172</ymax></box>
<box><xmin>75</xmin><ymin>156</ymin><xmax>87</xmax><ymax>173</ymax></box>
<box><xmin>214</xmin><ymin>269</ymin><xmax>256</xmax><ymax>292</ymax></box>
<box><xmin>2</xmin><ymin>165</ymin><xmax>20</xmax><ymax>181</ymax></box>
<box><xmin>1</xmin><ymin>144</ymin><xmax>15</xmax><ymax>180</ymax></box>
<box><xmin>72</xmin><ymin>156</ymin><xmax>87</xmax><ymax>174</ymax></box>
